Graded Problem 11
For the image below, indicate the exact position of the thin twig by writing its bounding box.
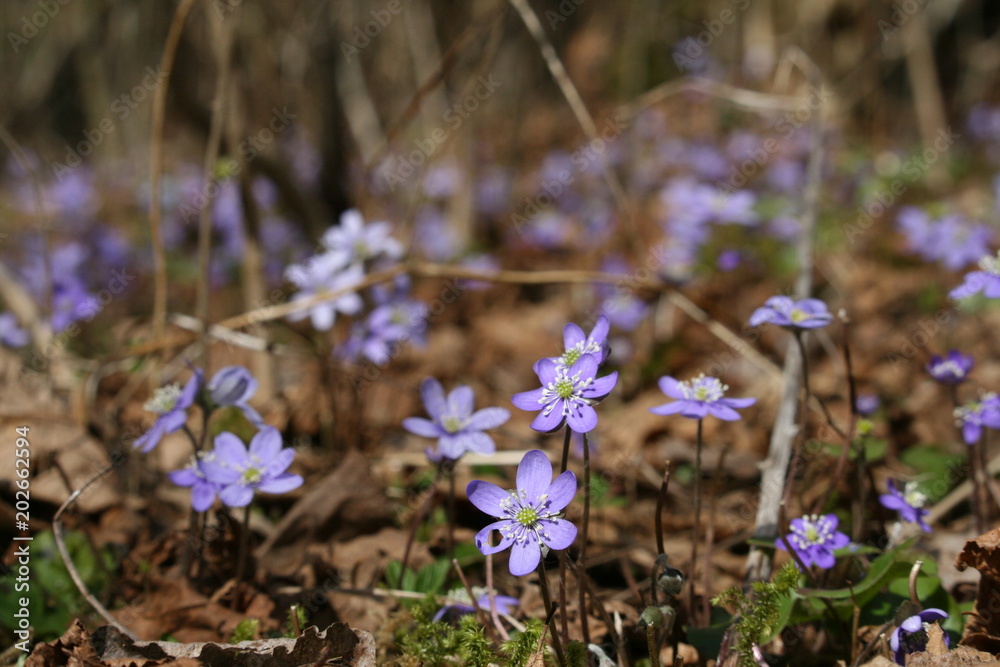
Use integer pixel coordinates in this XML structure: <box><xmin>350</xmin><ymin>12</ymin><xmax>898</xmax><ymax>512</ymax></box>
<box><xmin>452</xmin><ymin>558</ymin><xmax>499</xmax><ymax>644</ymax></box>
<box><xmin>744</xmin><ymin>55</ymin><xmax>828</xmax><ymax>586</ymax></box>
<box><xmin>195</xmin><ymin>7</ymin><xmax>236</xmax><ymax>368</ymax></box>
<box><xmin>506</xmin><ymin>0</ymin><xmax>637</xmax><ymax>254</ymax></box>
<box><xmin>53</xmin><ymin>465</ymin><xmax>138</xmax><ymax>639</ymax></box>
<box><xmin>655</xmin><ymin>462</ymin><xmax>671</xmax><ymax>557</ymax></box>
<box><xmin>148</xmin><ymin>0</ymin><xmax>198</xmax><ymax>372</ymax></box>
<box><xmin>119</xmin><ymin>261</ymin><xmax>785</xmax><ymax>382</ymax></box>
<box><xmin>536</xmin><ymin>564</ymin><xmax>566</xmax><ymax>667</ymax></box>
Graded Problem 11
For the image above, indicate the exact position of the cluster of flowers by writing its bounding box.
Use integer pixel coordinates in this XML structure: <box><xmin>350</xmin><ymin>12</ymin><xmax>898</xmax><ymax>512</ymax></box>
<box><xmin>895</xmin><ymin>207</ymin><xmax>993</xmax><ymax>272</ymax></box>
<box><xmin>285</xmin><ymin>209</ymin><xmax>429</xmax><ymax>365</ymax></box>
<box><xmin>133</xmin><ymin>365</ymin><xmax>301</xmax><ymax>511</ymax></box>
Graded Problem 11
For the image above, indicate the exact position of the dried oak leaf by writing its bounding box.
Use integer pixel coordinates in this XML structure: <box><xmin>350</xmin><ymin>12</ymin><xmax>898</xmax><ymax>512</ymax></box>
<box><xmin>955</xmin><ymin>527</ymin><xmax>1000</xmax><ymax>647</ymax></box>
<box><xmin>92</xmin><ymin>622</ymin><xmax>373</xmax><ymax>666</ymax></box>
<box><xmin>907</xmin><ymin>623</ymin><xmax>1000</xmax><ymax>666</ymax></box>
<box><xmin>25</xmin><ymin>620</ymin><xmax>200</xmax><ymax>667</ymax></box>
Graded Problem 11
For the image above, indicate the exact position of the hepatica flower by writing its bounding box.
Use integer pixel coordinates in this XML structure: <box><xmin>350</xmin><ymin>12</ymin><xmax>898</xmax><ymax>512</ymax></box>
<box><xmin>133</xmin><ymin>370</ymin><xmax>203</xmax><ymax>453</ymax></box>
<box><xmin>201</xmin><ymin>427</ymin><xmax>303</xmax><ymax>507</ymax></box>
<box><xmin>403</xmin><ymin>378</ymin><xmax>510</xmax><ymax>462</ymax></box>
<box><xmin>748</xmin><ymin>296</ymin><xmax>832</xmax><ymax>329</ymax></box>
<box><xmin>879</xmin><ymin>480</ymin><xmax>931</xmax><ymax>532</ymax></box>
<box><xmin>775</xmin><ymin>513</ymin><xmax>850</xmax><ymax>570</ymax></box>
<box><xmin>950</xmin><ymin>250</ymin><xmax>1000</xmax><ymax>300</ymax></box>
<box><xmin>512</xmin><ymin>356</ymin><xmax>618</xmax><ymax>433</ymax></box>
<box><xmin>467</xmin><ymin>449</ymin><xmax>577</xmax><ymax>576</ymax></box>
<box><xmin>926</xmin><ymin>350</ymin><xmax>973</xmax><ymax>385</ymax></box>
<box><xmin>954</xmin><ymin>392</ymin><xmax>1000</xmax><ymax>444</ymax></box>
<box><xmin>891</xmin><ymin>609</ymin><xmax>949</xmax><ymax>665</ymax></box>
<box><xmin>321</xmin><ymin>208</ymin><xmax>403</xmax><ymax>267</ymax></box>
<box><xmin>208</xmin><ymin>365</ymin><xmax>264</xmax><ymax>427</ymax></box>
<box><xmin>855</xmin><ymin>394</ymin><xmax>880</xmax><ymax>417</ymax></box>
<box><xmin>649</xmin><ymin>374</ymin><xmax>755</xmax><ymax>421</ymax></box>
<box><xmin>433</xmin><ymin>587</ymin><xmax>519</xmax><ymax>623</ymax></box>
<box><xmin>550</xmin><ymin>315</ymin><xmax>611</xmax><ymax>366</ymax></box>
<box><xmin>168</xmin><ymin>452</ymin><xmax>221</xmax><ymax>512</ymax></box>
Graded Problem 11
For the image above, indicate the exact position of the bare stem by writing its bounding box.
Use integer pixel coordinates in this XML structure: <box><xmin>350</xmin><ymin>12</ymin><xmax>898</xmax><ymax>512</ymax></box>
<box><xmin>688</xmin><ymin>419</ymin><xmax>703</xmax><ymax>627</ymax></box>
<box><xmin>536</xmin><ymin>563</ymin><xmax>566</xmax><ymax>667</ymax></box>
<box><xmin>655</xmin><ymin>462</ymin><xmax>671</xmax><ymax>557</ymax></box>
<box><xmin>53</xmin><ymin>465</ymin><xmax>138</xmax><ymax>639</ymax></box>
<box><xmin>236</xmin><ymin>504</ymin><xmax>251</xmax><ymax>583</ymax></box>
<box><xmin>579</xmin><ymin>431</ymin><xmax>591</xmax><ymax>644</ymax></box>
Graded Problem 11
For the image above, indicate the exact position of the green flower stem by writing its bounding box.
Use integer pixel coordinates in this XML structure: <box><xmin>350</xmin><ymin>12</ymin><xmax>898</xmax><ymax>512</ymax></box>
<box><xmin>560</xmin><ymin>424</ymin><xmax>572</xmax><ymax>473</ymax></box>
<box><xmin>236</xmin><ymin>503</ymin><xmax>251</xmax><ymax>582</ymax></box>
<box><xmin>578</xmin><ymin>430</ymin><xmax>591</xmax><ymax>645</ymax></box>
<box><xmin>688</xmin><ymin>418</ymin><xmax>704</xmax><ymax>627</ymax></box>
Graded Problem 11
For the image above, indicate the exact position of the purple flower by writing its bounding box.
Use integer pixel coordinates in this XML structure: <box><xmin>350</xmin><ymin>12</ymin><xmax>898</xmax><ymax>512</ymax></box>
<box><xmin>168</xmin><ymin>452</ymin><xmax>222</xmax><ymax>512</ymax></box>
<box><xmin>433</xmin><ymin>589</ymin><xmax>519</xmax><ymax>623</ymax></box>
<box><xmin>467</xmin><ymin>449</ymin><xmax>577</xmax><ymax>576</ymax></box>
<box><xmin>775</xmin><ymin>513</ymin><xmax>850</xmax><ymax>570</ymax></box>
<box><xmin>200</xmin><ymin>427</ymin><xmax>303</xmax><ymax>507</ymax></box>
<box><xmin>403</xmin><ymin>378</ymin><xmax>510</xmax><ymax>462</ymax></box>
<box><xmin>855</xmin><ymin>394</ymin><xmax>880</xmax><ymax>416</ymax></box>
<box><xmin>339</xmin><ymin>278</ymin><xmax>429</xmax><ymax>365</ymax></box>
<box><xmin>749</xmin><ymin>296</ymin><xmax>833</xmax><ymax>329</ymax></box>
<box><xmin>285</xmin><ymin>260</ymin><xmax>364</xmax><ymax>331</ymax></box>
<box><xmin>321</xmin><ymin>208</ymin><xmax>403</xmax><ymax>266</ymax></box>
<box><xmin>931</xmin><ymin>215</ymin><xmax>993</xmax><ymax>271</ymax></box>
<box><xmin>208</xmin><ymin>366</ymin><xmax>264</xmax><ymax>427</ymax></box>
<box><xmin>550</xmin><ymin>315</ymin><xmax>611</xmax><ymax>367</ymax></box>
<box><xmin>649</xmin><ymin>375</ymin><xmax>755</xmax><ymax>421</ymax></box>
<box><xmin>0</xmin><ymin>312</ymin><xmax>29</xmax><ymax>348</ymax></box>
<box><xmin>133</xmin><ymin>370</ymin><xmax>203</xmax><ymax>453</ymax></box>
<box><xmin>511</xmin><ymin>356</ymin><xmax>618</xmax><ymax>434</ymax></box>
<box><xmin>890</xmin><ymin>609</ymin><xmax>949</xmax><ymax>665</ymax></box>
<box><xmin>926</xmin><ymin>350</ymin><xmax>974</xmax><ymax>385</ymax></box>
<box><xmin>879</xmin><ymin>480</ymin><xmax>930</xmax><ymax>532</ymax></box>
<box><xmin>950</xmin><ymin>251</ymin><xmax>1000</xmax><ymax>300</ymax></box>
<box><xmin>954</xmin><ymin>392</ymin><xmax>1000</xmax><ymax>444</ymax></box>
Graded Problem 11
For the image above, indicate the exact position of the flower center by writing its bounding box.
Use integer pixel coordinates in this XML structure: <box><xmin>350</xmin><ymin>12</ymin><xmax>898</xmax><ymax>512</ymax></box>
<box><xmin>515</xmin><ymin>507</ymin><xmax>539</xmax><ymax>527</ymax></box>
<box><xmin>442</xmin><ymin>416</ymin><xmax>463</xmax><ymax>433</ymax></box>
<box><xmin>555</xmin><ymin>377</ymin><xmax>576</xmax><ymax>399</ymax></box>
<box><xmin>978</xmin><ymin>251</ymin><xmax>1000</xmax><ymax>275</ymax></box>
<box><xmin>794</xmin><ymin>514</ymin><xmax>831</xmax><ymax>546</ymax></box>
<box><xmin>562</xmin><ymin>347</ymin><xmax>583</xmax><ymax>365</ymax></box>
<box><xmin>932</xmin><ymin>360</ymin><xmax>964</xmax><ymax>379</ymax></box>
<box><xmin>681</xmin><ymin>375</ymin><xmax>727</xmax><ymax>403</ymax></box>
<box><xmin>904</xmin><ymin>482</ymin><xmax>927</xmax><ymax>508</ymax></box>
<box><xmin>791</xmin><ymin>308</ymin><xmax>808</xmax><ymax>323</ymax></box>
<box><xmin>242</xmin><ymin>467</ymin><xmax>263</xmax><ymax>485</ymax></box>
<box><xmin>144</xmin><ymin>383</ymin><xmax>182</xmax><ymax>414</ymax></box>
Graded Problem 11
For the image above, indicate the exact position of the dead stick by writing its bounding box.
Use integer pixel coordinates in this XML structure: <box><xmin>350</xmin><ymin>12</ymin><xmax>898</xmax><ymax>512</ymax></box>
<box><xmin>53</xmin><ymin>465</ymin><xmax>138</xmax><ymax>639</ymax></box>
